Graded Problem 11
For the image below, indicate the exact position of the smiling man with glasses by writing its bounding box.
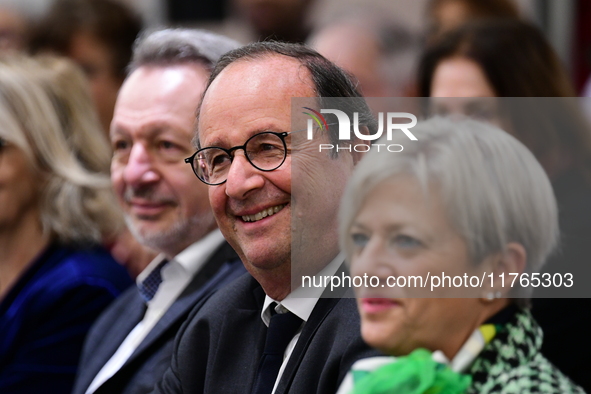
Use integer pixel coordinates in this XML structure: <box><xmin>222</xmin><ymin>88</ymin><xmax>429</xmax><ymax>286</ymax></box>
<box><xmin>155</xmin><ymin>41</ymin><xmax>380</xmax><ymax>394</ymax></box>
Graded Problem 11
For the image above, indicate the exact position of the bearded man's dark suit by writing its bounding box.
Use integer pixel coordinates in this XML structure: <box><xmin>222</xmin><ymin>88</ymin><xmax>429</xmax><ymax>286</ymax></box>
<box><xmin>153</xmin><ymin>268</ymin><xmax>380</xmax><ymax>394</ymax></box>
<box><xmin>72</xmin><ymin>242</ymin><xmax>244</xmax><ymax>394</ymax></box>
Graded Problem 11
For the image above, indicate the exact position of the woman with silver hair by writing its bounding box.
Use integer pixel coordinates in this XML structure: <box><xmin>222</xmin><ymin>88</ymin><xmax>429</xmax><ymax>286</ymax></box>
<box><xmin>419</xmin><ymin>20</ymin><xmax>591</xmax><ymax>389</ymax></box>
<box><xmin>338</xmin><ymin>117</ymin><xmax>584</xmax><ymax>393</ymax></box>
<box><xmin>0</xmin><ymin>56</ymin><xmax>132</xmax><ymax>392</ymax></box>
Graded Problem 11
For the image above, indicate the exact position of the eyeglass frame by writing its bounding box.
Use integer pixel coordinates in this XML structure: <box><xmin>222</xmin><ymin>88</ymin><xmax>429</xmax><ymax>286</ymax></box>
<box><xmin>184</xmin><ymin>130</ymin><xmax>292</xmax><ymax>186</ymax></box>
<box><xmin>0</xmin><ymin>137</ymin><xmax>8</xmax><ymax>155</ymax></box>
<box><xmin>0</xmin><ymin>137</ymin><xmax>10</xmax><ymax>168</ymax></box>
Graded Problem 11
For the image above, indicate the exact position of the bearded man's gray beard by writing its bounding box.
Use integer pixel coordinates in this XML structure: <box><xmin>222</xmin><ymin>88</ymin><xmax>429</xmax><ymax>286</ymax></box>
<box><xmin>124</xmin><ymin>212</ymin><xmax>216</xmax><ymax>256</ymax></box>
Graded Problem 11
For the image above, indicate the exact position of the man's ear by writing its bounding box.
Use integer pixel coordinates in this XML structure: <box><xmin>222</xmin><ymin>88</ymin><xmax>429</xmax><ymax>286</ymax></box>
<box><xmin>480</xmin><ymin>242</ymin><xmax>527</xmax><ymax>300</ymax></box>
<box><xmin>350</xmin><ymin>126</ymin><xmax>369</xmax><ymax>165</ymax></box>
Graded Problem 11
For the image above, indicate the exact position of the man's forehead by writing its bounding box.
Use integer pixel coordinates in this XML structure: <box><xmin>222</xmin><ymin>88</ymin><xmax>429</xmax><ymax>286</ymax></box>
<box><xmin>203</xmin><ymin>55</ymin><xmax>314</xmax><ymax>104</ymax></box>
<box><xmin>114</xmin><ymin>63</ymin><xmax>208</xmax><ymax>131</ymax></box>
<box><xmin>197</xmin><ymin>55</ymin><xmax>315</xmax><ymax>144</ymax></box>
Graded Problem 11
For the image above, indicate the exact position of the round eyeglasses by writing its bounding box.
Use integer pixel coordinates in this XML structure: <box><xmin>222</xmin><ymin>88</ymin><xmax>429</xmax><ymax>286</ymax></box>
<box><xmin>185</xmin><ymin>131</ymin><xmax>290</xmax><ymax>185</ymax></box>
<box><xmin>0</xmin><ymin>137</ymin><xmax>7</xmax><ymax>166</ymax></box>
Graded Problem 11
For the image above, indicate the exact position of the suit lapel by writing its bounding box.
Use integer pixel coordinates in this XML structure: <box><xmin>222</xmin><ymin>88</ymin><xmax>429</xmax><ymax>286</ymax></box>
<box><xmin>274</xmin><ymin>297</ymin><xmax>339</xmax><ymax>393</ymax></box>
<box><xmin>209</xmin><ymin>276</ymin><xmax>267</xmax><ymax>393</ymax></box>
<box><xmin>274</xmin><ymin>262</ymin><xmax>352</xmax><ymax>393</ymax></box>
<box><xmin>78</xmin><ymin>290</ymin><xmax>145</xmax><ymax>392</ymax></box>
<box><xmin>106</xmin><ymin>293</ymin><xmax>146</xmax><ymax>353</ymax></box>
<box><xmin>120</xmin><ymin>242</ymin><xmax>239</xmax><ymax>368</ymax></box>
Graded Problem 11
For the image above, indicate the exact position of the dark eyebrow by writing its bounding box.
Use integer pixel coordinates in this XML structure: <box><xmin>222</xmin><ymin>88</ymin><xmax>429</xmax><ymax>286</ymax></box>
<box><xmin>200</xmin><ymin>128</ymin><xmax>287</xmax><ymax>149</ymax></box>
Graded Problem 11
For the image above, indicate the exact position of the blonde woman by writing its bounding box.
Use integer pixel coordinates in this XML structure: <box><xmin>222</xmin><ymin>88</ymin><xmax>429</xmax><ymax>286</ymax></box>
<box><xmin>0</xmin><ymin>56</ymin><xmax>132</xmax><ymax>393</ymax></box>
<box><xmin>33</xmin><ymin>55</ymin><xmax>156</xmax><ymax>277</ymax></box>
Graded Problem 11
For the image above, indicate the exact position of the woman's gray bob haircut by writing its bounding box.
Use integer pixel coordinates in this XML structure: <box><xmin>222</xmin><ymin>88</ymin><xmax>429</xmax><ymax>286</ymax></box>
<box><xmin>128</xmin><ymin>28</ymin><xmax>241</xmax><ymax>72</ymax></box>
<box><xmin>340</xmin><ymin>117</ymin><xmax>559</xmax><ymax>302</ymax></box>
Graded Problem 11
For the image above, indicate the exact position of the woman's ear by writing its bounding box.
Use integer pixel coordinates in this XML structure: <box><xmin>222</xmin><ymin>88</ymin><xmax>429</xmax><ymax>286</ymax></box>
<box><xmin>480</xmin><ymin>242</ymin><xmax>527</xmax><ymax>301</ymax></box>
<box><xmin>501</xmin><ymin>242</ymin><xmax>527</xmax><ymax>277</ymax></box>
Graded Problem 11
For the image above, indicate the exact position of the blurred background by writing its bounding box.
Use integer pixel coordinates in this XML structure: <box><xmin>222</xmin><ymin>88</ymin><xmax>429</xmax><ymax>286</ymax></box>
<box><xmin>2</xmin><ymin>0</ymin><xmax>589</xmax><ymax>95</ymax></box>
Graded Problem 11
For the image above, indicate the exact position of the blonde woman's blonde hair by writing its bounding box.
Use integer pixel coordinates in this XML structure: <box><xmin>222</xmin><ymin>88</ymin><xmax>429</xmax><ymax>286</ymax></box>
<box><xmin>0</xmin><ymin>55</ymin><xmax>122</xmax><ymax>244</ymax></box>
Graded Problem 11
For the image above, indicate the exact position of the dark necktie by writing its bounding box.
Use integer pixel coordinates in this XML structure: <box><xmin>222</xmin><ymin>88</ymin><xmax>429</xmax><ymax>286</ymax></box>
<box><xmin>138</xmin><ymin>259</ymin><xmax>168</xmax><ymax>303</ymax></box>
<box><xmin>251</xmin><ymin>304</ymin><xmax>303</xmax><ymax>394</ymax></box>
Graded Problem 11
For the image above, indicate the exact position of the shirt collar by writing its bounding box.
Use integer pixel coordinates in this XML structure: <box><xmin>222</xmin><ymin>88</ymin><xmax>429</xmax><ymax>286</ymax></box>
<box><xmin>260</xmin><ymin>252</ymin><xmax>344</xmax><ymax>327</ymax></box>
<box><xmin>173</xmin><ymin>229</ymin><xmax>225</xmax><ymax>276</ymax></box>
<box><xmin>136</xmin><ymin>229</ymin><xmax>225</xmax><ymax>288</ymax></box>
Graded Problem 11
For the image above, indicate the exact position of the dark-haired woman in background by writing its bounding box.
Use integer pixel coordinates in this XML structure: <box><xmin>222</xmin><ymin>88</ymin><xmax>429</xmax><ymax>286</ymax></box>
<box><xmin>418</xmin><ymin>19</ymin><xmax>591</xmax><ymax>391</ymax></box>
<box><xmin>425</xmin><ymin>0</ymin><xmax>520</xmax><ymax>42</ymax></box>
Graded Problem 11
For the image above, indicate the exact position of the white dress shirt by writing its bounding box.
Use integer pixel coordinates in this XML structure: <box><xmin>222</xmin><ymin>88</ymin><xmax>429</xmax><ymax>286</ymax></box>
<box><xmin>86</xmin><ymin>230</ymin><xmax>226</xmax><ymax>394</ymax></box>
<box><xmin>260</xmin><ymin>253</ymin><xmax>343</xmax><ymax>394</ymax></box>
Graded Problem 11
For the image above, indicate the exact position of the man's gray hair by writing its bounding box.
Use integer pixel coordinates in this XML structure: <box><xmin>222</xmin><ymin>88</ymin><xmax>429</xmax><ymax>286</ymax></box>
<box><xmin>339</xmin><ymin>117</ymin><xmax>559</xmax><ymax>305</ymax></box>
<box><xmin>129</xmin><ymin>28</ymin><xmax>241</xmax><ymax>72</ymax></box>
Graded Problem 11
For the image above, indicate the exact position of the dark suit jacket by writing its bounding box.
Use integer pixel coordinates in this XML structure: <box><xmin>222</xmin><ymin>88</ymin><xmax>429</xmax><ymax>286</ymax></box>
<box><xmin>73</xmin><ymin>241</ymin><xmax>244</xmax><ymax>394</ymax></box>
<box><xmin>531</xmin><ymin>169</ymin><xmax>591</xmax><ymax>392</ymax></box>
<box><xmin>154</xmin><ymin>270</ymin><xmax>381</xmax><ymax>394</ymax></box>
<box><xmin>0</xmin><ymin>242</ymin><xmax>132</xmax><ymax>394</ymax></box>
